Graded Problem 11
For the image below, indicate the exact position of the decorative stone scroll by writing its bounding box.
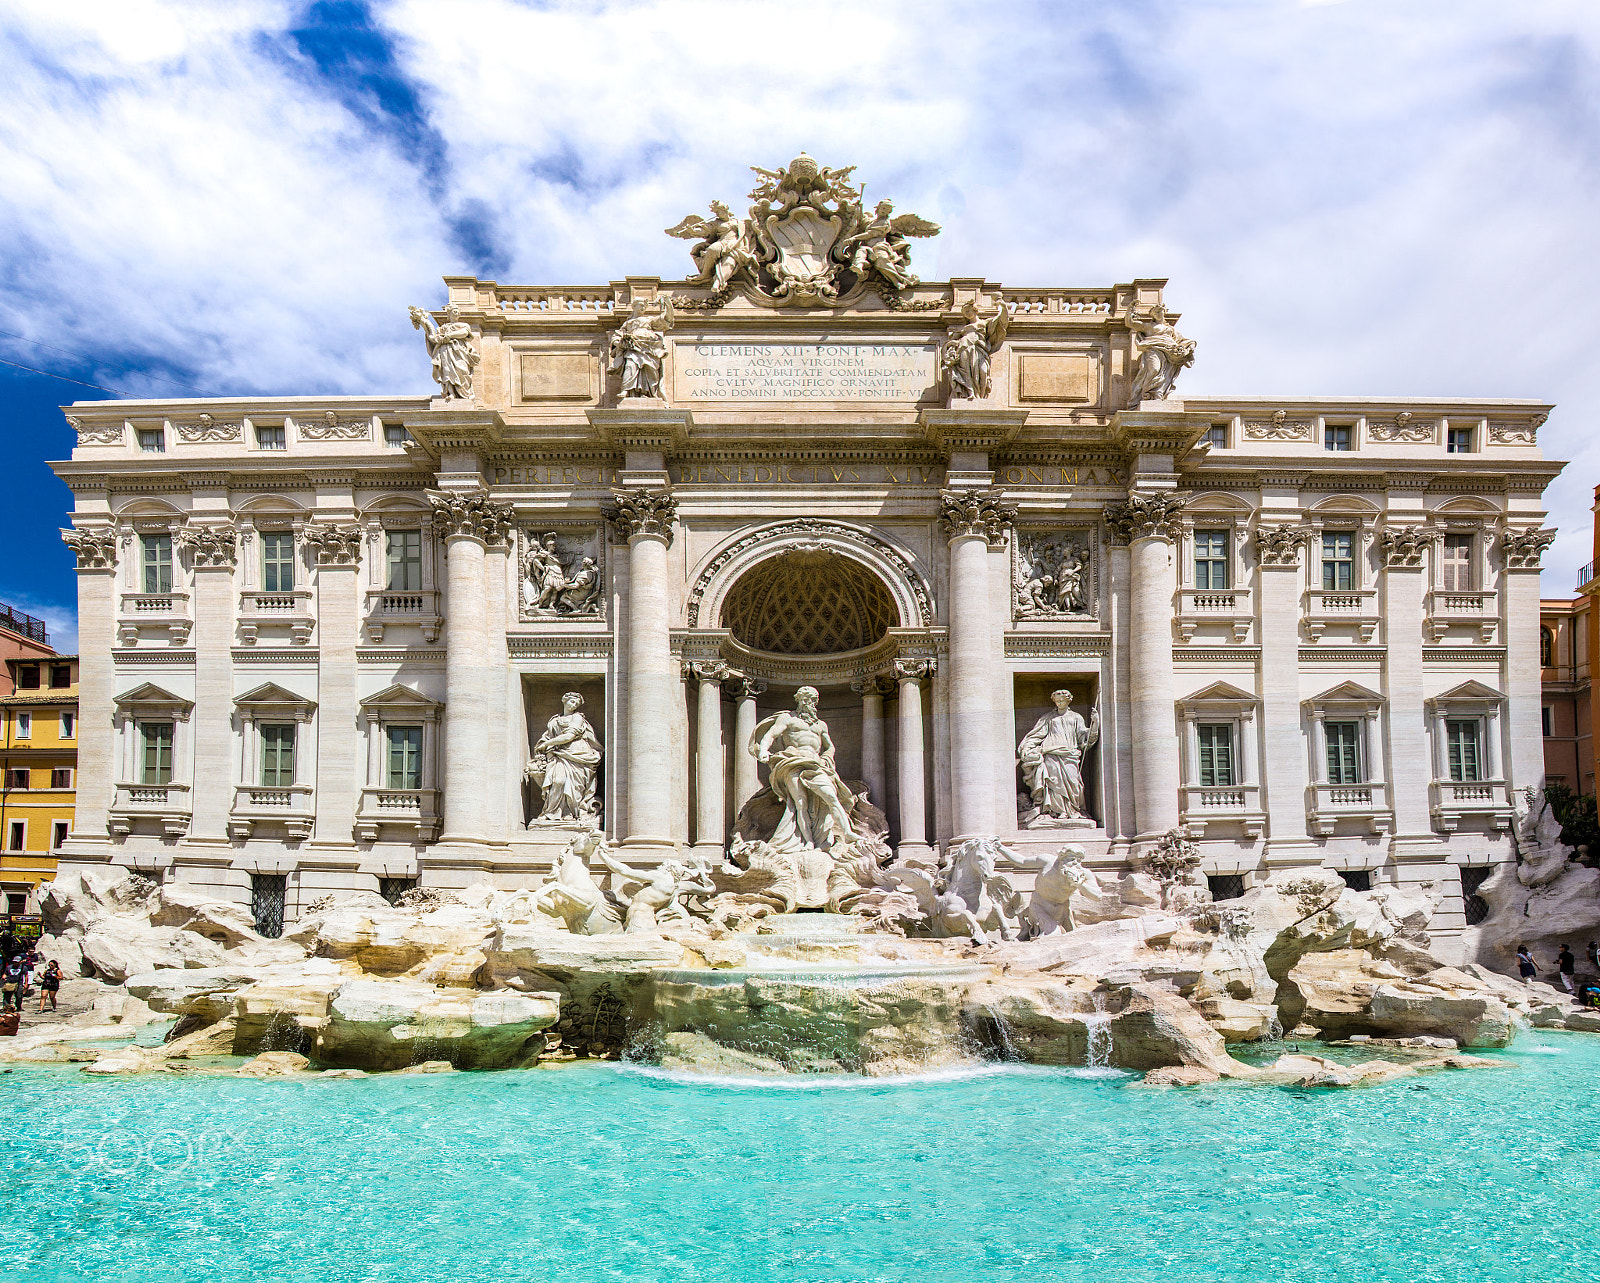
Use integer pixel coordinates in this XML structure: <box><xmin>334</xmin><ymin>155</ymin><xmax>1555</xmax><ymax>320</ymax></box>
<box><xmin>66</xmin><ymin>416</ymin><xmax>124</xmax><ymax>446</ymax></box>
<box><xmin>1379</xmin><ymin>526</ymin><xmax>1435</xmax><ymax>568</ymax></box>
<box><xmin>302</xmin><ymin>524</ymin><xmax>363</xmax><ymax>566</ymax></box>
<box><xmin>173</xmin><ymin>413</ymin><xmax>243</xmax><ymax>444</ymax></box>
<box><xmin>176</xmin><ymin>524</ymin><xmax>240</xmax><ymax>569</ymax></box>
<box><xmin>685</xmin><ymin>659</ymin><xmax>735</xmax><ymax>683</ymax></box>
<box><xmin>520</xmin><ymin>528</ymin><xmax>603</xmax><ymax>619</ymax></box>
<box><xmin>427</xmin><ymin>491</ymin><xmax>515</xmax><ymax>546</ymax></box>
<box><xmin>1013</xmin><ymin>530</ymin><xmax>1093</xmax><ymax>618</ymax></box>
<box><xmin>1501</xmin><ymin>527</ymin><xmax>1556</xmax><ymax>569</ymax></box>
<box><xmin>1243</xmin><ymin>409</ymin><xmax>1313</xmax><ymax>441</ymax></box>
<box><xmin>297</xmin><ymin>411</ymin><xmax>372</xmax><ymax>441</ymax></box>
<box><xmin>61</xmin><ymin>527</ymin><xmax>118</xmax><ymax>568</ymax></box>
<box><xmin>1104</xmin><ymin>493</ymin><xmax>1188</xmax><ymax>544</ymax></box>
<box><xmin>1254</xmin><ymin>526</ymin><xmax>1311</xmax><ymax>566</ymax></box>
<box><xmin>603</xmin><ymin>489</ymin><xmax>678</xmax><ymax>545</ymax></box>
<box><xmin>893</xmin><ymin>658</ymin><xmax>935</xmax><ymax>681</ymax></box>
<box><xmin>1367</xmin><ymin>411</ymin><xmax>1436</xmax><ymax>444</ymax></box>
<box><xmin>939</xmin><ymin>489</ymin><xmax>1016</xmax><ymax>546</ymax></box>
<box><xmin>1488</xmin><ymin>414</ymin><xmax>1544</xmax><ymax>446</ymax></box>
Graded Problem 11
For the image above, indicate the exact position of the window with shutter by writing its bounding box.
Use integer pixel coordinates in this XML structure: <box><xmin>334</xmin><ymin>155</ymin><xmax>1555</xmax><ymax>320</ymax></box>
<box><xmin>1197</xmin><ymin>723</ymin><xmax>1234</xmax><ymax>787</ymax></box>
<box><xmin>1325</xmin><ymin>721</ymin><xmax>1361</xmax><ymax>784</ymax></box>
<box><xmin>1445</xmin><ymin>719</ymin><xmax>1481</xmax><ymax>782</ymax></box>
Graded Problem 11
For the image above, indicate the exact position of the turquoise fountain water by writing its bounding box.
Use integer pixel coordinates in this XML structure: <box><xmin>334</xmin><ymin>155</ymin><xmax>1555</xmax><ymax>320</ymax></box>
<box><xmin>3</xmin><ymin>1031</ymin><xmax>1596</xmax><ymax>1282</ymax></box>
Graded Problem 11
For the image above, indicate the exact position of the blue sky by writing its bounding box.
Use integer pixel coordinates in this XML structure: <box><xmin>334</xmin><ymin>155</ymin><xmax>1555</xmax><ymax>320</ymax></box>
<box><xmin>5</xmin><ymin>0</ymin><xmax>1600</xmax><ymax>653</ymax></box>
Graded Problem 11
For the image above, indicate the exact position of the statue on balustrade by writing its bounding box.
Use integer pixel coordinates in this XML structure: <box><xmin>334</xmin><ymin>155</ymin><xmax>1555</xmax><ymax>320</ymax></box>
<box><xmin>524</xmin><ymin>692</ymin><xmax>602</xmax><ymax>825</ymax></box>
<box><xmin>1018</xmin><ymin>691</ymin><xmax>1100</xmax><ymax>827</ymax></box>
<box><xmin>607</xmin><ymin>296</ymin><xmax>674</xmax><ymax>398</ymax></box>
<box><xmin>1125</xmin><ymin>303</ymin><xmax>1196</xmax><ymax>405</ymax></box>
<box><xmin>408</xmin><ymin>303</ymin><xmax>479</xmax><ymax>401</ymax></box>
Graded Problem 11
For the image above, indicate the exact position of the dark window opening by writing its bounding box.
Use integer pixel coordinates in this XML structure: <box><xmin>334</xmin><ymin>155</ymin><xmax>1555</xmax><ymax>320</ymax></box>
<box><xmin>17</xmin><ymin>666</ymin><xmax>39</xmax><ymax>690</ymax></box>
<box><xmin>5</xmin><ymin>893</ymin><xmax>24</xmax><ymax>916</ymax></box>
<box><xmin>1207</xmin><ymin>874</ymin><xmax>1246</xmax><ymax>901</ymax></box>
<box><xmin>379</xmin><ymin>877</ymin><xmax>418</xmax><ymax>906</ymax></box>
<box><xmin>1460</xmin><ymin>866</ymin><xmax>1492</xmax><ymax>927</ymax></box>
<box><xmin>251</xmin><ymin>873</ymin><xmax>287</xmax><ymax>939</ymax></box>
<box><xmin>49</xmin><ymin>666</ymin><xmax>70</xmax><ymax>689</ymax></box>
<box><xmin>1338</xmin><ymin>869</ymin><xmax>1372</xmax><ymax>892</ymax></box>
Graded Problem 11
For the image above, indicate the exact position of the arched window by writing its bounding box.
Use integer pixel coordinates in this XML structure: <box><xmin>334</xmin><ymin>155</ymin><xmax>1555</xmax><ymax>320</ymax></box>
<box><xmin>1540</xmin><ymin>626</ymin><xmax>1554</xmax><ymax>669</ymax></box>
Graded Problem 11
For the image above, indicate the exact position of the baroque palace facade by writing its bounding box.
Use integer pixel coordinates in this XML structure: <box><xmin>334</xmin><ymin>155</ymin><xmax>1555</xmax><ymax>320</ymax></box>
<box><xmin>51</xmin><ymin>158</ymin><xmax>1561</xmax><ymax>956</ymax></box>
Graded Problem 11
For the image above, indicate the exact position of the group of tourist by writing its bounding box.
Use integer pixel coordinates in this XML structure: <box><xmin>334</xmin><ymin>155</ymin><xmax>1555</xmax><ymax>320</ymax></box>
<box><xmin>1516</xmin><ymin>941</ymin><xmax>1600</xmax><ymax>1006</ymax></box>
<box><xmin>0</xmin><ymin>929</ymin><xmax>60</xmax><ymax>1015</ymax></box>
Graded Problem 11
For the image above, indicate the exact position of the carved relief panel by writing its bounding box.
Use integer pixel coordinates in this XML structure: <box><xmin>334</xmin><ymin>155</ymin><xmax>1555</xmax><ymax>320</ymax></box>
<box><xmin>518</xmin><ymin>527</ymin><xmax>606</xmax><ymax>620</ymax></box>
<box><xmin>1012</xmin><ymin>528</ymin><xmax>1097</xmax><ymax>621</ymax></box>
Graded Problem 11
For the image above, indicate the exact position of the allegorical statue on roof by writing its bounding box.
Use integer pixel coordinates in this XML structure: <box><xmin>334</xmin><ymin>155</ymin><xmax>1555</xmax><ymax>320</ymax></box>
<box><xmin>941</xmin><ymin>301</ymin><xmax>1010</xmax><ymax>401</ymax></box>
<box><xmin>665</xmin><ymin>154</ymin><xmax>939</xmax><ymax>308</ymax></box>
<box><xmin>607</xmin><ymin>296</ymin><xmax>674</xmax><ymax>398</ymax></box>
<box><xmin>1125</xmin><ymin>303</ymin><xmax>1197</xmax><ymax>405</ymax></box>
<box><xmin>408</xmin><ymin>303</ymin><xmax>479</xmax><ymax>401</ymax></box>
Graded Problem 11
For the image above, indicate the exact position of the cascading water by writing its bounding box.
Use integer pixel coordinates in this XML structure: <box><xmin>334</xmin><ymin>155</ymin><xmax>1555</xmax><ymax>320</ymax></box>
<box><xmin>1083</xmin><ymin>992</ymin><xmax>1112</xmax><ymax>1069</ymax></box>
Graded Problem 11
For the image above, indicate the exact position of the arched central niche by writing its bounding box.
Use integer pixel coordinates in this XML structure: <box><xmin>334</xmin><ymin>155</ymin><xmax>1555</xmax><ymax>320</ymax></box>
<box><xmin>720</xmin><ymin>549</ymin><xmax>899</xmax><ymax>655</ymax></box>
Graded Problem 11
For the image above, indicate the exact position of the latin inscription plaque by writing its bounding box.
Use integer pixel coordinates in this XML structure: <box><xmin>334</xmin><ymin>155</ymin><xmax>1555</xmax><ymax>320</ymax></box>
<box><xmin>674</xmin><ymin>342</ymin><xmax>937</xmax><ymax>402</ymax></box>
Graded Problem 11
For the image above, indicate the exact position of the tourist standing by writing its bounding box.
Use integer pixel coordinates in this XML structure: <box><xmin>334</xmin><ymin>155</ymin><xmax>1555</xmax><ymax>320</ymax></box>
<box><xmin>1517</xmin><ymin>946</ymin><xmax>1537</xmax><ymax>982</ymax></box>
<box><xmin>1588</xmin><ymin>941</ymin><xmax>1598</xmax><ymax>973</ymax></box>
<box><xmin>1556</xmin><ymin>945</ymin><xmax>1578</xmax><ymax>997</ymax></box>
<box><xmin>0</xmin><ymin>957</ymin><xmax>24</xmax><ymax>1012</ymax></box>
<box><xmin>36</xmin><ymin>960</ymin><xmax>59</xmax><ymax>1013</ymax></box>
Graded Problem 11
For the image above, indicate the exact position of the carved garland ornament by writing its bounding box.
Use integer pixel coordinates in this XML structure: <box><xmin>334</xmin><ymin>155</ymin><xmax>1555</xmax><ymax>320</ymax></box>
<box><xmin>297</xmin><ymin>411</ymin><xmax>372</xmax><ymax>441</ymax></box>
<box><xmin>939</xmin><ymin>489</ymin><xmax>1016</xmax><ymax>546</ymax></box>
<box><xmin>1243</xmin><ymin>409</ymin><xmax>1313</xmax><ymax>441</ymax></box>
<box><xmin>1501</xmin><ymin>527</ymin><xmax>1556</xmax><ymax>569</ymax></box>
<box><xmin>66</xmin><ymin>416</ymin><xmax>124</xmax><ymax>446</ymax></box>
<box><xmin>302</xmin><ymin>524</ymin><xmax>364</xmax><ymax>566</ymax></box>
<box><xmin>603</xmin><ymin>489</ymin><xmax>678</xmax><ymax>545</ymax></box>
<box><xmin>1367</xmin><ymin>410</ymin><xmax>1436</xmax><ymax>444</ymax></box>
<box><xmin>173</xmin><ymin>414</ymin><xmax>243</xmax><ymax>444</ymax></box>
<box><xmin>427</xmin><ymin>491</ymin><xmax>515</xmax><ymax>546</ymax></box>
<box><xmin>1488</xmin><ymin>414</ymin><xmax>1545</xmax><ymax>446</ymax></box>
<box><xmin>176</xmin><ymin>524</ymin><xmax>240</xmax><ymax>569</ymax></box>
<box><xmin>1379</xmin><ymin>525</ymin><xmax>1435</xmax><ymax>568</ymax></box>
<box><xmin>1254</xmin><ymin>526</ymin><xmax>1311</xmax><ymax>566</ymax></box>
<box><xmin>685</xmin><ymin>520</ymin><xmax>935</xmax><ymax>629</ymax></box>
<box><xmin>1104</xmin><ymin>493</ymin><xmax>1188</xmax><ymax>544</ymax></box>
<box><xmin>61</xmin><ymin>527</ymin><xmax>118</xmax><ymax>568</ymax></box>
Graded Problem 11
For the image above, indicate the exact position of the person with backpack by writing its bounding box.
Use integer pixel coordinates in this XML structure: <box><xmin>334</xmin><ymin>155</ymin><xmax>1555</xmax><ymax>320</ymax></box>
<box><xmin>0</xmin><ymin>957</ymin><xmax>24</xmax><ymax>1012</ymax></box>
<box><xmin>36</xmin><ymin>960</ymin><xmax>60</xmax><ymax>1013</ymax></box>
<box><xmin>1517</xmin><ymin>945</ymin><xmax>1537</xmax><ymax>982</ymax></box>
<box><xmin>1556</xmin><ymin>944</ymin><xmax>1578</xmax><ymax>998</ymax></box>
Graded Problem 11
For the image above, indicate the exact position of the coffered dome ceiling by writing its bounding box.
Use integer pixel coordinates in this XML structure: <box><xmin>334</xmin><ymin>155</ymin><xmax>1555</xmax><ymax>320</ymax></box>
<box><xmin>720</xmin><ymin>550</ymin><xmax>898</xmax><ymax>656</ymax></box>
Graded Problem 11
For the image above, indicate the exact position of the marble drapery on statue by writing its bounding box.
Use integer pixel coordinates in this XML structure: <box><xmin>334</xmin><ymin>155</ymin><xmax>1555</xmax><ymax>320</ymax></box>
<box><xmin>751</xmin><ymin>686</ymin><xmax>863</xmax><ymax>854</ymax></box>
<box><xmin>607</xmin><ymin>297</ymin><xmax>674</xmax><ymax>398</ymax></box>
<box><xmin>524</xmin><ymin>692</ymin><xmax>602</xmax><ymax>825</ymax></box>
<box><xmin>408</xmin><ymin>304</ymin><xmax>479</xmax><ymax>400</ymax></box>
<box><xmin>1018</xmin><ymin>691</ymin><xmax>1100</xmax><ymax>826</ymax></box>
<box><xmin>1125</xmin><ymin>304</ymin><xmax>1196</xmax><ymax>405</ymax></box>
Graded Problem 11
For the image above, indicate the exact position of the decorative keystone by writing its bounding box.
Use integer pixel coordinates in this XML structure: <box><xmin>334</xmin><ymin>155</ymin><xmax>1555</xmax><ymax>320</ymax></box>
<box><xmin>939</xmin><ymin>489</ymin><xmax>1016</xmax><ymax>545</ymax></box>
<box><xmin>1104</xmin><ymin>492</ymin><xmax>1188</xmax><ymax>545</ymax></box>
<box><xmin>604</xmin><ymin>489</ymin><xmax>678</xmax><ymax>545</ymax></box>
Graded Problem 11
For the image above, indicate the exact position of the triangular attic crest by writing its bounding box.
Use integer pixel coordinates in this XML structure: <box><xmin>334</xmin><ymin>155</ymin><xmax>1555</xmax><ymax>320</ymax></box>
<box><xmin>1429</xmin><ymin>680</ymin><xmax>1505</xmax><ymax>704</ymax></box>
<box><xmin>1305</xmin><ymin>680</ymin><xmax>1385</xmax><ymax>706</ymax></box>
<box><xmin>1177</xmin><ymin>680</ymin><xmax>1257</xmax><ymax>705</ymax></box>
<box><xmin>234</xmin><ymin>681</ymin><xmax>316</xmax><ymax>710</ymax></box>
<box><xmin>112</xmin><ymin>682</ymin><xmax>192</xmax><ymax>710</ymax></box>
<box><xmin>359</xmin><ymin>683</ymin><xmax>441</xmax><ymax>711</ymax></box>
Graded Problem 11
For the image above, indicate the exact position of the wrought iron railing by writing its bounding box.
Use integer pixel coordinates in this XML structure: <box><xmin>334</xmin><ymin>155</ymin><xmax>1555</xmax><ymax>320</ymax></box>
<box><xmin>0</xmin><ymin>603</ymin><xmax>46</xmax><ymax>644</ymax></box>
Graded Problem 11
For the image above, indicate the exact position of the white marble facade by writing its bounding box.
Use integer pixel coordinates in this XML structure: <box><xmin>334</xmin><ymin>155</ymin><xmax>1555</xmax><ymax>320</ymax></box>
<box><xmin>51</xmin><ymin>161</ymin><xmax>1563</xmax><ymax>958</ymax></box>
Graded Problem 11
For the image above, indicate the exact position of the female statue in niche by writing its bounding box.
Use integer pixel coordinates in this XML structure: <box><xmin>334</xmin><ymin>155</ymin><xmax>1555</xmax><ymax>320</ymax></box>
<box><xmin>1018</xmin><ymin>691</ymin><xmax>1100</xmax><ymax>827</ymax></box>
<box><xmin>524</xmin><ymin>691</ymin><xmax>603</xmax><ymax>825</ymax></box>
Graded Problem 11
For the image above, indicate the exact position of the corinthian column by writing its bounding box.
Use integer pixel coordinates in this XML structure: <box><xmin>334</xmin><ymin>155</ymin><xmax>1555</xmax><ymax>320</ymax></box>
<box><xmin>689</xmin><ymin>660</ymin><xmax>730</xmax><ymax>856</ymax></box>
<box><xmin>941</xmin><ymin>490</ymin><xmax>1016</xmax><ymax>840</ymax></box>
<box><xmin>1502</xmin><ymin>527</ymin><xmax>1557</xmax><ymax>797</ymax></box>
<box><xmin>180</xmin><ymin>523</ymin><xmax>241</xmax><ymax>844</ymax></box>
<box><xmin>60</xmin><ymin>528</ymin><xmax>119</xmax><ymax>851</ymax></box>
<box><xmin>1105</xmin><ymin>493</ymin><xmax>1187</xmax><ymax>842</ymax></box>
<box><xmin>731</xmin><ymin>675</ymin><xmax>767</xmax><ymax>816</ymax></box>
<box><xmin>302</xmin><ymin>524</ymin><xmax>362</xmax><ymax>848</ymax></box>
<box><xmin>429</xmin><ymin>491</ymin><xmax>513</xmax><ymax>847</ymax></box>
<box><xmin>605</xmin><ymin>489</ymin><xmax>678</xmax><ymax>857</ymax></box>
<box><xmin>852</xmin><ymin>673</ymin><xmax>889</xmax><ymax>812</ymax></box>
<box><xmin>893</xmin><ymin>659</ymin><xmax>933</xmax><ymax>858</ymax></box>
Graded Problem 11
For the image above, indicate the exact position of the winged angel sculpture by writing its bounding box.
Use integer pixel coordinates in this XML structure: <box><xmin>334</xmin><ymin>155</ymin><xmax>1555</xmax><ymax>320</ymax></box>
<box><xmin>664</xmin><ymin>154</ymin><xmax>940</xmax><ymax>307</ymax></box>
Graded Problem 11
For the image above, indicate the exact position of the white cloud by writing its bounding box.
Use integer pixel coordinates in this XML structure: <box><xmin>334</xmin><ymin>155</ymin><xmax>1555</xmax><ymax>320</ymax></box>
<box><xmin>3</xmin><ymin>0</ymin><xmax>1599</xmax><ymax>594</ymax></box>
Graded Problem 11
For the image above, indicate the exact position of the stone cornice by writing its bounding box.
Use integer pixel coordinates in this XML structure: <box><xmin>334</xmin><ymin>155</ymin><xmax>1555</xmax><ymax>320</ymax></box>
<box><xmin>919</xmin><ymin>408</ymin><xmax>1028</xmax><ymax>457</ymax></box>
<box><xmin>586</xmin><ymin>407</ymin><xmax>692</xmax><ymax>453</ymax></box>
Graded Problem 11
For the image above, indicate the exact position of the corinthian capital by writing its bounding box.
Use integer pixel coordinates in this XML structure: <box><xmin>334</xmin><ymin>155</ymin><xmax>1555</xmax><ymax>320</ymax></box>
<box><xmin>939</xmin><ymin>489</ymin><xmax>1015</xmax><ymax>546</ymax></box>
<box><xmin>61</xmin><ymin>526</ymin><xmax>118</xmax><ymax>569</ymax></box>
<box><xmin>175</xmin><ymin>523</ymin><xmax>240</xmax><ymax>569</ymax></box>
<box><xmin>1104</xmin><ymin>492</ymin><xmax>1187</xmax><ymax>545</ymax></box>
<box><xmin>1254</xmin><ymin>526</ymin><xmax>1311</xmax><ymax>567</ymax></box>
<box><xmin>427</xmin><ymin>490</ymin><xmax>515</xmax><ymax>546</ymax></box>
<box><xmin>604</xmin><ymin>489</ymin><xmax>678</xmax><ymax>545</ymax></box>
<box><xmin>1501</xmin><ymin>527</ymin><xmax>1556</xmax><ymax>570</ymax></box>
<box><xmin>893</xmin><ymin>658</ymin><xmax>935</xmax><ymax>682</ymax></box>
<box><xmin>303</xmin><ymin>524</ymin><xmax>363</xmax><ymax>566</ymax></box>
<box><xmin>1379</xmin><ymin>525</ymin><xmax>1436</xmax><ymax>568</ymax></box>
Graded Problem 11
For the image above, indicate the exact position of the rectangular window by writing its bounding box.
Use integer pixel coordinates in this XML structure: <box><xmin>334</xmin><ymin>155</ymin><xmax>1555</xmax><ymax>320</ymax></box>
<box><xmin>1324</xmin><ymin>424</ymin><xmax>1352</xmax><ymax>451</ymax></box>
<box><xmin>1325</xmin><ymin>721</ymin><xmax>1362</xmax><ymax>784</ymax></box>
<box><xmin>49</xmin><ymin>665</ymin><xmax>70</xmax><ymax>689</ymax></box>
<box><xmin>250</xmin><ymin>873</ymin><xmax>287</xmax><ymax>939</ymax></box>
<box><xmin>1338</xmin><ymin>869</ymin><xmax>1372</xmax><ymax>892</ymax></box>
<box><xmin>143</xmin><ymin>534</ymin><xmax>174</xmax><ymax>594</ymax></box>
<box><xmin>386</xmin><ymin>530</ymin><xmax>423</xmax><ymax>592</ymax></box>
<box><xmin>14</xmin><ymin>712</ymin><xmax>30</xmax><ymax>740</ymax></box>
<box><xmin>60</xmin><ymin>712</ymin><xmax>74</xmax><ymax>739</ymax></box>
<box><xmin>17</xmin><ymin>666</ymin><xmax>38</xmax><ymax>690</ymax></box>
<box><xmin>1194</xmin><ymin>531</ymin><xmax>1229</xmax><ymax>590</ymax></box>
<box><xmin>140</xmin><ymin>722</ymin><xmax>174</xmax><ymax>785</ymax></box>
<box><xmin>1196</xmin><ymin>723</ymin><xmax>1235</xmax><ymax>788</ymax></box>
<box><xmin>1322</xmin><ymin>532</ymin><xmax>1354</xmax><ymax>591</ymax></box>
<box><xmin>1204</xmin><ymin>424</ymin><xmax>1227</xmax><ymax>450</ymax></box>
<box><xmin>7</xmin><ymin>821</ymin><xmax>23</xmax><ymax>851</ymax></box>
<box><xmin>137</xmin><ymin>428</ymin><xmax>165</xmax><ymax>453</ymax></box>
<box><xmin>1440</xmin><ymin>534</ymin><xmax>1473</xmax><ymax>591</ymax></box>
<box><xmin>386</xmin><ymin>725</ymin><xmax>423</xmax><ymax>789</ymax></box>
<box><xmin>5</xmin><ymin>769</ymin><xmax>27</xmax><ymax>790</ymax></box>
<box><xmin>1447</xmin><ymin>426</ymin><xmax>1474</xmax><ymax>453</ymax></box>
<box><xmin>1542</xmin><ymin>706</ymin><xmax>1554</xmax><ymax>737</ymax></box>
<box><xmin>50</xmin><ymin>768</ymin><xmax>72</xmax><ymax>789</ymax></box>
<box><xmin>52</xmin><ymin>821</ymin><xmax>69</xmax><ymax>849</ymax></box>
<box><xmin>384</xmin><ymin>424</ymin><xmax>411</xmax><ymax>448</ymax></box>
<box><xmin>260</xmin><ymin>725</ymin><xmax>296</xmax><ymax>787</ymax></box>
<box><xmin>261</xmin><ymin>532</ymin><xmax>295</xmax><ymax>592</ymax></box>
<box><xmin>1446</xmin><ymin>719</ymin><xmax>1482</xmax><ymax>782</ymax></box>
<box><xmin>256</xmin><ymin>423</ymin><xmax>286</xmax><ymax>451</ymax></box>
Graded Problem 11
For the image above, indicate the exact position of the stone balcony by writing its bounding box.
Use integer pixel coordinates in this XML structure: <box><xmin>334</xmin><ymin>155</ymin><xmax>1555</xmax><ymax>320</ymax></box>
<box><xmin>109</xmin><ymin>781</ymin><xmax>191</xmax><ymax>838</ymax></box>
<box><xmin>1424</xmin><ymin>589</ymin><xmax>1498</xmax><ymax>644</ymax></box>
<box><xmin>1430</xmin><ymin>779</ymin><xmax>1513</xmax><ymax>833</ymax></box>
<box><xmin>1180</xmin><ymin>783</ymin><xmax>1264</xmax><ymax>838</ymax></box>
<box><xmin>117</xmin><ymin>591</ymin><xmax>191</xmax><ymax>646</ymax></box>
<box><xmin>237</xmin><ymin>589</ymin><xmax>315</xmax><ymax>645</ymax></box>
<box><xmin>355</xmin><ymin>786</ymin><xmax>441</xmax><ymax>843</ymax></box>
<box><xmin>1175</xmin><ymin>586</ymin><xmax>1253</xmax><ymax>644</ymax></box>
<box><xmin>1306</xmin><ymin>781</ymin><xmax>1393</xmax><ymax>836</ymax></box>
<box><xmin>228</xmin><ymin>784</ymin><xmax>315</xmax><ymax>840</ymax></box>
<box><xmin>363</xmin><ymin>588</ymin><xmax>442</xmax><ymax>644</ymax></box>
<box><xmin>1303</xmin><ymin>587</ymin><xmax>1379</xmax><ymax>644</ymax></box>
